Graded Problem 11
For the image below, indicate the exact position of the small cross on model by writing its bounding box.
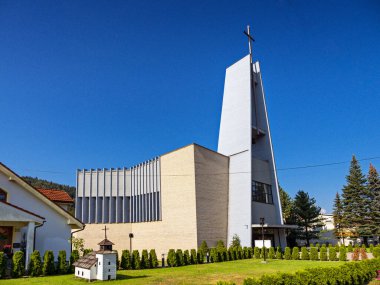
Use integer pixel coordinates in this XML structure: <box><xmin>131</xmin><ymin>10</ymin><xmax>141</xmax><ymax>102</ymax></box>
<box><xmin>102</xmin><ymin>225</ymin><xmax>109</xmax><ymax>239</ymax></box>
<box><xmin>243</xmin><ymin>25</ymin><xmax>255</xmax><ymax>64</ymax></box>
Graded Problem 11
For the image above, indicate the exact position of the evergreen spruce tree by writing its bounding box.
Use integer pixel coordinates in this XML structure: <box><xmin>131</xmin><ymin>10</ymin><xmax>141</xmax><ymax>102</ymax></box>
<box><xmin>294</xmin><ymin>190</ymin><xmax>323</xmax><ymax>246</ymax></box>
<box><xmin>368</xmin><ymin>164</ymin><xmax>380</xmax><ymax>235</ymax></box>
<box><xmin>341</xmin><ymin>156</ymin><xmax>369</xmax><ymax>241</ymax></box>
<box><xmin>332</xmin><ymin>192</ymin><xmax>345</xmax><ymax>243</ymax></box>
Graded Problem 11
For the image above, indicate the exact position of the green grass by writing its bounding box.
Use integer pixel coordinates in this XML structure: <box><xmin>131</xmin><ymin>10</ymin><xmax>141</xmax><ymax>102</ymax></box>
<box><xmin>2</xmin><ymin>259</ymin><xmax>345</xmax><ymax>285</ymax></box>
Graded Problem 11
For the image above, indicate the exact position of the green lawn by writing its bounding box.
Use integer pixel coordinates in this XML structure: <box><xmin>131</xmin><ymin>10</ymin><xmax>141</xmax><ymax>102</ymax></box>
<box><xmin>2</xmin><ymin>259</ymin><xmax>345</xmax><ymax>285</ymax></box>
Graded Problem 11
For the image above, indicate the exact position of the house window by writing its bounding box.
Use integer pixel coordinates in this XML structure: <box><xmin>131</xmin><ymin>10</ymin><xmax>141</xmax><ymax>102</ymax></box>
<box><xmin>99</xmin><ymin>261</ymin><xmax>101</xmax><ymax>265</ymax></box>
<box><xmin>81</xmin><ymin>271</ymin><xmax>83</xmax><ymax>276</ymax></box>
<box><xmin>77</xmin><ymin>270</ymin><xmax>79</xmax><ymax>275</ymax></box>
<box><xmin>108</xmin><ymin>269</ymin><xmax>110</xmax><ymax>272</ymax></box>
<box><xmin>252</xmin><ymin>181</ymin><xmax>273</xmax><ymax>204</ymax></box>
<box><xmin>0</xmin><ymin>189</ymin><xmax>7</xmax><ymax>202</ymax></box>
<box><xmin>108</xmin><ymin>261</ymin><xmax>110</xmax><ymax>265</ymax></box>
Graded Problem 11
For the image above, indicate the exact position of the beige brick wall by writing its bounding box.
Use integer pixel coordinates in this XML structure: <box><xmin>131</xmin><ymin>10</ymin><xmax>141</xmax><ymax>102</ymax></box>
<box><xmin>194</xmin><ymin>145</ymin><xmax>229</xmax><ymax>248</ymax></box>
<box><xmin>75</xmin><ymin>144</ymin><xmax>199</xmax><ymax>256</ymax></box>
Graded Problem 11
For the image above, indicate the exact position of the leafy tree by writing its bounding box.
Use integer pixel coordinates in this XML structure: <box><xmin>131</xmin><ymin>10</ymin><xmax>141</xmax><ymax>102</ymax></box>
<box><xmin>279</xmin><ymin>186</ymin><xmax>294</xmax><ymax>224</ymax></box>
<box><xmin>70</xmin><ymin>237</ymin><xmax>85</xmax><ymax>254</ymax></box>
<box><xmin>29</xmin><ymin>250</ymin><xmax>42</xmax><ymax>276</ymax></box>
<box><xmin>12</xmin><ymin>251</ymin><xmax>24</xmax><ymax>278</ymax></box>
<box><xmin>22</xmin><ymin>176</ymin><xmax>75</xmax><ymax>198</ymax></box>
<box><xmin>149</xmin><ymin>249</ymin><xmax>158</xmax><ymax>268</ymax></box>
<box><xmin>230</xmin><ymin>234</ymin><xmax>241</xmax><ymax>248</ymax></box>
<box><xmin>341</xmin><ymin>156</ymin><xmax>369</xmax><ymax>241</ymax></box>
<box><xmin>368</xmin><ymin>164</ymin><xmax>380</xmax><ymax>235</ymax></box>
<box><xmin>293</xmin><ymin>190</ymin><xmax>323</xmax><ymax>246</ymax></box>
<box><xmin>56</xmin><ymin>250</ymin><xmax>67</xmax><ymax>274</ymax></box>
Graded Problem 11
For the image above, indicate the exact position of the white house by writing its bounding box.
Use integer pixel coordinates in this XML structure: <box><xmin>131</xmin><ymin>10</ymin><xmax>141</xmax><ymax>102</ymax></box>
<box><xmin>0</xmin><ymin>162</ymin><xmax>83</xmax><ymax>269</ymax></box>
<box><xmin>74</xmin><ymin>236</ymin><xmax>117</xmax><ymax>281</ymax></box>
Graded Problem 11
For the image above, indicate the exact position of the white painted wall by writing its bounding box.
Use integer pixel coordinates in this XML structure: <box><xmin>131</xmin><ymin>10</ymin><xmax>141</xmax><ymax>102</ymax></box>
<box><xmin>218</xmin><ymin>55</ymin><xmax>252</xmax><ymax>247</ymax></box>
<box><xmin>96</xmin><ymin>253</ymin><xmax>117</xmax><ymax>280</ymax></box>
<box><xmin>75</xmin><ymin>267</ymin><xmax>96</xmax><ymax>280</ymax></box>
<box><xmin>0</xmin><ymin>172</ymin><xmax>73</xmax><ymax>259</ymax></box>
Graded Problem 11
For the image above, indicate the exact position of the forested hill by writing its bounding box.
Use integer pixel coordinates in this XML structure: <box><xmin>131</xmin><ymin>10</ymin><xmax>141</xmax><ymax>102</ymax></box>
<box><xmin>21</xmin><ymin>176</ymin><xmax>75</xmax><ymax>198</ymax></box>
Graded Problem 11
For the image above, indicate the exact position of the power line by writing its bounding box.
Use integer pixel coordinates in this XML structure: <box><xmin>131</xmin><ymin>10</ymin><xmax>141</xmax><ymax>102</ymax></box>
<box><xmin>16</xmin><ymin>155</ymin><xmax>380</xmax><ymax>176</ymax></box>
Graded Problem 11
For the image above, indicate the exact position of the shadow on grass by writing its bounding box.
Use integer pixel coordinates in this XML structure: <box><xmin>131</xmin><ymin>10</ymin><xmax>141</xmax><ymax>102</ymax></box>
<box><xmin>116</xmin><ymin>274</ymin><xmax>149</xmax><ymax>280</ymax></box>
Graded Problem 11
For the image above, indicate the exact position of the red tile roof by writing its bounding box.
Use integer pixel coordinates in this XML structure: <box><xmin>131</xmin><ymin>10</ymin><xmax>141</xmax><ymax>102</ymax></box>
<box><xmin>37</xmin><ymin>188</ymin><xmax>74</xmax><ymax>203</ymax></box>
<box><xmin>0</xmin><ymin>201</ymin><xmax>45</xmax><ymax>220</ymax></box>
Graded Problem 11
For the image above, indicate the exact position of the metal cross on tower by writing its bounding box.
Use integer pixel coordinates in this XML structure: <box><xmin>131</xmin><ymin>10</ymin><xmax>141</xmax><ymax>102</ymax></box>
<box><xmin>102</xmin><ymin>225</ymin><xmax>109</xmax><ymax>239</ymax></box>
<box><xmin>243</xmin><ymin>25</ymin><xmax>255</xmax><ymax>64</ymax></box>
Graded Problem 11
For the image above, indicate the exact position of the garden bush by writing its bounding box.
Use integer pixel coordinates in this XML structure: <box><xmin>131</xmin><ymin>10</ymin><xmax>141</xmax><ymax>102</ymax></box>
<box><xmin>42</xmin><ymin>251</ymin><xmax>55</xmax><ymax>276</ymax></box>
<box><xmin>217</xmin><ymin>241</ymin><xmax>227</xmax><ymax>261</ymax></box>
<box><xmin>167</xmin><ymin>249</ymin><xmax>176</xmax><ymax>267</ymax></box>
<box><xmin>149</xmin><ymin>249</ymin><xmax>158</xmax><ymax>268</ymax></box>
<box><xmin>254</xmin><ymin>247</ymin><xmax>260</xmax><ymax>259</ymax></box>
<box><xmin>339</xmin><ymin>246</ymin><xmax>347</xmax><ymax>261</ymax></box>
<box><xmin>242</xmin><ymin>247</ymin><xmax>248</xmax><ymax>259</ymax></box>
<box><xmin>210</xmin><ymin>248</ymin><xmax>218</xmax><ymax>263</ymax></box>
<box><xmin>284</xmin><ymin>247</ymin><xmax>291</xmax><ymax>260</ymax></box>
<box><xmin>248</xmin><ymin>247</ymin><xmax>253</xmax><ymax>259</ymax></box>
<box><xmin>200</xmin><ymin>241</ymin><xmax>209</xmax><ymax>256</ymax></box>
<box><xmin>292</xmin><ymin>247</ymin><xmax>299</xmax><ymax>260</ymax></box>
<box><xmin>12</xmin><ymin>251</ymin><xmax>24</xmax><ymax>278</ymax></box>
<box><xmin>131</xmin><ymin>250</ymin><xmax>141</xmax><ymax>269</ymax></box>
<box><xmin>141</xmin><ymin>249</ymin><xmax>149</xmax><ymax>269</ymax></box>
<box><xmin>120</xmin><ymin>250</ymin><xmax>131</xmax><ymax>269</ymax></box>
<box><xmin>352</xmin><ymin>248</ymin><xmax>360</xmax><ymax>261</ymax></box>
<box><xmin>268</xmin><ymin>247</ymin><xmax>275</xmax><ymax>259</ymax></box>
<box><xmin>360</xmin><ymin>248</ymin><xmax>368</xmax><ymax>260</ymax></box>
<box><xmin>260</xmin><ymin>247</ymin><xmax>267</xmax><ymax>259</ymax></box>
<box><xmin>82</xmin><ymin>248</ymin><xmax>93</xmax><ymax>256</ymax></box>
<box><xmin>310</xmin><ymin>247</ymin><xmax>318</xmax><ymax>261</ymax></box>
<box><xmin>237</xmin><ymin>246</ymin><xmax>243</xmax><ymax>259</ymax></box>
<box><xmin>373</xmin><ymin>246</ymin><xmax>380</xmax><ymax>258</ymax></box>
<box><xmin>301</xmin><ymin>247</ymin><xmax>309</xmax><ymax>260</ymax></box>
<box><xmin>69</xmin><ymin>250</ymin><xmax>80</xmax><ymax>273</ymax></box>
<box><xmin>370</xmin><ymin>244</ymin><xmax>374</xmax><ymax>252</ymax></box>
<box><xmin>176</xmin><ymin>249</ymin><xmax>184</xmax><ymax>266</ymax></box>
<box><xmin>183</xmin><ymin>250</ymin><xmax>190</xmax><ymax>265</ymax></box>
<box><xmin>320</xmin><ymin>246</ymin><xmax>327</xmax><ymax>261</ymax></box>
<box><xmin>190</xmin><ymin>249</ymin><xmax>197</xmax><ymax>264</ymax></box>
<box><xmin>56</xmin><ymin>250</ymin><xmax>67</xmax><ymax>274</ymax></box>
<box><xmin>197</xmin><ymin>249</ymin><xmax>205</xmax><ymax>264</ymax></box>
<box><xmin>239</xmin><ymin>258</ymin><xmax>380</xmax><ymax>285</ymax></box>
<box><xmin>216</xmin><ymin>281</ymin><xmax>236</xmax><ymax>285</ymax></box>
<box><xmin>28</xmin><ymin>250</ymin><xmax>42</xmax><ymax>277</ymax></box>
<box><xmin>347</xmin><ymin>243</ymin><xmax>353</xmax><ymax>252</ymax></box>
<box><xmin>328</xmin><ymin>247</ymin><xmax>337</xmax><ymax>261</ymax></box>
<box><xmin>275</xmin><ymin>247</ymin><xmax>282</xmax><ymax>259</ymax></box>
<box><xmin>0</xmin><ymin>252</ymin><xmax>6</xmax><ymax>278</ymax></box>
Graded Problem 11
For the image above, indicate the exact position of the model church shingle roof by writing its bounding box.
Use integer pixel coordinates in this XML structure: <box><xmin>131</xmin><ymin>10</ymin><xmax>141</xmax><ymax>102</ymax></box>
<box><xmin>72</xmin><ymin>252</ymin><xmax>97</xmax><ymax>269</ymax></box>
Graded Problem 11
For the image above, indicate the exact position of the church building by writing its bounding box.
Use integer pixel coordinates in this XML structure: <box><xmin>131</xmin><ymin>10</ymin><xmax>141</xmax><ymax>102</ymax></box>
<box><xmin>75</xmin><ymin>34</ymin><xmax>290</xmax><ymax>255</ymax></box>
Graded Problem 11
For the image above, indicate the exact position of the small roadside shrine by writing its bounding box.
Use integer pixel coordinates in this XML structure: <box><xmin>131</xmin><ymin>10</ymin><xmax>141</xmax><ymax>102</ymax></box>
<box><xmin>73</xmin><ymin>226</ymin><xmax>117</xmax><ymax>281</ymax></box>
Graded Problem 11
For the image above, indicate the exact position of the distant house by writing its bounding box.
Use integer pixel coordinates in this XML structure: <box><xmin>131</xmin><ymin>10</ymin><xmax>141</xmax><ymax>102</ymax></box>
<box><xmin>74</xmin><ymin>234</ymin><xmax>117</xmax><ymax>281</ymax></box>
<box><xmin>37</xmin><ymin>188</ymin><xmax>74</xmax><ymax>212</ymax></box>
<box><xmin>0</xmin><ymin>162</ymin><xmax>83</xmax><ymax>269</ymax></box>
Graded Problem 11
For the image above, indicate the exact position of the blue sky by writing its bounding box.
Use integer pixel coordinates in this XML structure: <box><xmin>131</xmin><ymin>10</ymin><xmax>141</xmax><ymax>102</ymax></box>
<box><xmin>1</xmin><ymin>1</ymin><xmax>379</xmax><ymax>212</ymax></box>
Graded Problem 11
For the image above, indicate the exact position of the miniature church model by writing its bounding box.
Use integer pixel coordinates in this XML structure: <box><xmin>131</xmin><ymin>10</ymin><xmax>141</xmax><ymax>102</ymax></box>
<box><xmin>73</xmin><ymin>226</ymin><xmax>117</xmax><ymax>281</ymax></box>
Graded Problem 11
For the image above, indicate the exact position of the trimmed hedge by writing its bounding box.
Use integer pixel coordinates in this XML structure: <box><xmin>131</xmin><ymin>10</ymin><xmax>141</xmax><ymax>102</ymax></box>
<box><xmin>339</xmin><ymin>247</ymin><xmax>347</xmax><ymax>261</ymax></box>
<box><xmin>268</xmin><ymin>247</ymin><xmax>275</xmax><ymax>259</ymax></box>
<box><xmin>254</xmin><ymin>247</ymin><xmax>260</xmax><ymax>259</ymax></box>
<box><xmin>373</xmin><ymin>246</ymin><xmax>380</xmax><ymax>258</ymax></box>
<box><xmin>57</xmin><ymin>250</ymin><xmax>67</xmax><ymax>274</ymax></box>
<box><xmin>167</xmin><ymin>249</ymin><xmax>176</xmax><ymax>267</ymax></box>
<box><xmin>42</xmin><ymin>251</ymin><xmax>55</xmax><ymax>276</ymax></box>
<box><xmin>183</xmin><ymin>250</ymin><xmax>190</xmax><ymax>265</ymax></box>
<box><xmin>141</xmin><ymin>249</ymin><xmax>149</xmax><ymax>269</ymax></box>
<box><xmin>284</xmin><ymin>247</ymin><xmax>291</xmax><ymax>260</ymax></box>
<box><xmin>292</xmin><ymin>247</ymin><xmax>299</xmax><ymax>260</ymax></box>
<box><xmin>241</xmin><ymin>258</ymin><xmax>380</xmax><ymax>285</ymax></box>
<box><xmin>149</xmin><ymin>249</ymin><xmax>158</xmax><ymax>268</ymax></box>
<box><xmin>69</xmin><ymin>250</ymin><xmax>80</xmax><ymax>273</ymax></box>
<box><xmin>12</xmin><ymin>251</ymin><xmax>24</xmax><ymax>278</ymax></box>
<box><xmin>0</xmin><ymin>252</ymin><xmax>7</xmax><ymax>278</ymax></box>
<box><xmin>320</xmin><ymin>246</ymin><xmax>327</xmax><ymax>261</ymax></box>
<box><xmin>131</xmin><ymin>250</ymin><xmax>141</xmax><ymax>269</ymax></box>
<box><xmin>190</xmin><ymin>249</ymin><xmax>197</xmax><ymax>264</ymax></box>
<box><xmin>275</xmin><ymin>247</ymin><xmax>282</xmax><ymax>259</ymax></box>
<box><xmin>120</xmin><ymin>250</ymin><xmax>131</xmax><ymax>269</ymax></box>
<box><xmin>310</xmin><ymin>247</ymin><xmax>318</xmax><ymax>261</ymax></box>
<box><xmin>29</xmin><ymin>250</ymin><xmax>42</xmax><ymax>277</ymax></box>
<box><xmin>176</xmin><ymin>249</ymin><xmax>184</xmax><ymax>266</ymax></box>
<box><xmin>301</xmin><ymin>247</ymin><xmax>309</xmax><ymax>260</ymax></box>
<box><xmin>328</xmin><ymin>247</ymin><xmax>337</xmax><ymax>261</ymax></box>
